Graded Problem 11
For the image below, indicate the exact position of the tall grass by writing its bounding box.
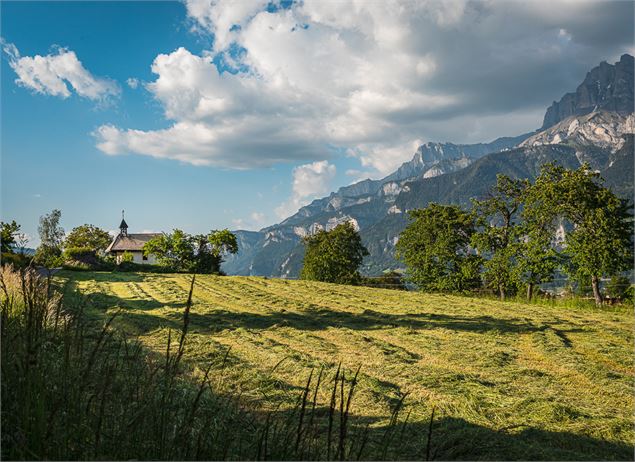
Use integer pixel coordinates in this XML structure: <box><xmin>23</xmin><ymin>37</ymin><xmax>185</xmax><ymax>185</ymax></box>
<box><xmin>1</xmin><ymin>265</ymin><xmax>414</xmax><ymax>460</ymax></box>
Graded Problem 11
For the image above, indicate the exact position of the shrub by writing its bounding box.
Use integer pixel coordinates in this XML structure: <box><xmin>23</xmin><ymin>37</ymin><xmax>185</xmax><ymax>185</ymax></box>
<box><xmin>120</xmin><ymin>251</ymin><xmax>134</xmax><ymax>263</ymax></box>
<box><xmin>0</xmin><ymin>252</ymin><xmax>31</xmax><ymax>268</ymax></box>
<box><xmin>606</xmin><ymin>275</ymin><xmax>633</xmax><ymax>302</ymax></box>
<box><xmin>362</xmin><ymin>271</ymin><xmax>407</xmax><ymax>290</ymax></box>
<box><xmin>63</xmin><ymin>247</ymin><xmax>100</xmax><ymax>265</ymax></box>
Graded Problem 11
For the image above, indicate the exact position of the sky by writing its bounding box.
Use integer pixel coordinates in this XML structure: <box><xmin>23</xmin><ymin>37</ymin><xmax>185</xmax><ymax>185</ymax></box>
<box><xmin>1</xmin><ymin>0</ymin><xmax>633</xmax><ymax>245</ymax></box>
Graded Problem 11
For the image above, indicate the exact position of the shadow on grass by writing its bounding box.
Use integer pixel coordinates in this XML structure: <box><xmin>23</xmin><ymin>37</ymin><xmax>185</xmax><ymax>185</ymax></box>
<box><xmin>394</xmin><ymin>415</ymin><xmax>632</xmax><ymax>460</ymax></box>
<box><xmin>246</xmin><ymin>399</ymin><xmax>633</xmax><ymax>461</ymax></box>
<box><xmin>52</xmin><ymin>273</ymin><xmax>632</xmax><ymax>461</ymax></box>
<box><xmin>80</xmin><ymin>281</ymin><xmax>588</xmax><ymax>340</ymax></box>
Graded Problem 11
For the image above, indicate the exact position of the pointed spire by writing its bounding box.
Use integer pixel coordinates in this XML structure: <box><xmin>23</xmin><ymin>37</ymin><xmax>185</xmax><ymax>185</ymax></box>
<box><xmin>119</xmin><ymin>210</ymin><xmax>128</xmax><ymax>236</ymax></box>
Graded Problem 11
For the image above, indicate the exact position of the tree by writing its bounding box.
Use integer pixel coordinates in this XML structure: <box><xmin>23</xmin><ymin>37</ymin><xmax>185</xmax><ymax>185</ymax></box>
<box><xmin>516</xmin><ymin>221</ymin><xmax>561</xmax><ymax>301</ymax></box>
<box><xmin>208</xmin><ymin>229</ymin><xmax>238</xmax><ymax>259</ymax></box>
<box><xmin>528</xmin><ymin>163</ymin><xmax>633</xmax><ymax>305</ymax></box>
<box><xmin>143</xmin><ymin>230</ymin><xmax>195</xmax><ymax>271</ymax></box>
<box><xmin>35</xmin><ymin>209</ymin><xmax>65</xmax><ymax>269</ymax></box>
<box><xmin>144</xmin><ymin>229</ymin><xmax>238</xmax><ymax>274</ymax></box>
<box><xmin>195</xmin><ymin>229</ymin><xmax>239</xmax><ymax>274</ymax></box>
<box><xmin>471</xmin><ymin>175</ymin><xmax>528</xmax><ymax>300</ymax></box>
<box><xmin>64</xmin><ymin>224</ymin><xmax>112</xmax><ymax>254</ymax></box>
<box><xmin>300</xmin><ymin>222</ymin><xmax>369</xmax><ymax>285</ymax></box>
<box><xmin>520</xmin><ymin>176</ymin><xmax>563</xmax><ymax>300</ymax></box>
<box><xmin>396</xmin><ymin>203</ymin><xmax>481</xmax><ymax>292</ymax></box>
<box><xmin>1</xmin><ymin>220</ymin><xmax>23</xmax><ymax>253</ymax></box>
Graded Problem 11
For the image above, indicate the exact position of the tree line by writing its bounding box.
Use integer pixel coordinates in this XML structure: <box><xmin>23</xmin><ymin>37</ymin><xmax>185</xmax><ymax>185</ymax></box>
<box><xmin>1</xmin><ymin>213</ymin><xmax>238</xmax><ymax>275</ymax></box>
<box><xmin>300</xmin><ymin>163</ymin><xmax>633</xmax><ymax>305</ymax></box>
<box><xmin>2</xmin><ymin>163</ymin><xmax>632</xmax><ymax>304</ymax></box>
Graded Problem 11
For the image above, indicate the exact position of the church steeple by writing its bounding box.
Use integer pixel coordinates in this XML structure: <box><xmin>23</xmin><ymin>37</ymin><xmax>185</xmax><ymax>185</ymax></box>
<box><xmin>119</xmin><ymin>210</ymin><xmax>128</xmax><ymax>236</ymax></box>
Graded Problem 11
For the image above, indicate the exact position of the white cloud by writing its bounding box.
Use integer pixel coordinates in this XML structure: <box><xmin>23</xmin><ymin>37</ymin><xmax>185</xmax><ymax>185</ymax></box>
<box><xmin>126</xmin><ymin>77</ymin><xmax>139</xmax><ymax>89</ymax></box>
<box><xmin>95</xmin><ymin>0</ymin><xmax>632</xmax><ymax>175</ymax></box>
<box><xmin>276</xmin><ymin>161</ymin><xmax>336</xmax><ymax>218</ymax></box>
<box><xmin>2</xmin><ymin>40</ymin><xmax>119</xmax><ymax>101</ymax></box>
<box><xmin>185</xmin><ymin>0</ymin><xmax>269</xmax><ymax>51</ymax></box>
<box><xmin>231</xmin><ymin>211</ymin><xmax>268</xmax><ymax>230</ymax></box>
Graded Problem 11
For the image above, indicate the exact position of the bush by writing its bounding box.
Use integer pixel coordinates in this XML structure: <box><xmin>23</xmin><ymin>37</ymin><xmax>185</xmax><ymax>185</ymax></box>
<box><xmin>115</xmin><ymin>261</ymin><xmax>171</xmax><ymax>273</ymax></box>
<box><xmin>606</xmin><ymin>275</ymin><xmax>633</xmax><ymax>302</ymax></box>
<box><xmin>1</xmin><ymin>252</ymin><xmax>31</xmax><ymax>268</ymax></box>
<box><xmin>362</xmin><ymin>271</ymin><xmax>407</xmax><ymax>290</ymax></box>
<box><xmin>120</xmin><ymin>251</ymin><xmax>134</xmax><ymax>263</ymax></box>
<box><xmin>63</xmin><ymin>247</ymin><xmax>100</xmax><ymax>266</ymax></box>
<box><xmin>34</xmin><ymin>245</ymin><xmax>63</xmax><ymax>268</ymax></box>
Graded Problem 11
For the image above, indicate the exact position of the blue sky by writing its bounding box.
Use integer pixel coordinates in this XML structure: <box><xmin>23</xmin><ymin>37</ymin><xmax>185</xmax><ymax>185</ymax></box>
<box><xmin>2</xmin><ymin>1</ymin><xmax>633</xmax><ymax>245</ymax></box>
<box><xmin>1</xmin><ymin>1</ymin><xmax>312</xmax><ymax>241</ymax></box>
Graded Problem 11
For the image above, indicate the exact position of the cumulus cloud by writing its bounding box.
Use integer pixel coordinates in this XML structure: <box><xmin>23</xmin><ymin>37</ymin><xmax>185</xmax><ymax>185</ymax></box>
<box><xmin>276</xmin><ymin>161</ymin><xmax>337</xmax><ymax>218</ymax></box>
<box><xmin>2</xmin><ymin>40</ymin><xmax>119</xmax><ymax>101</ymax></box>
<box><xmin>96</xmin><ymin>0</ymin><xmax>632</xmax><ymax>174</ymax></box>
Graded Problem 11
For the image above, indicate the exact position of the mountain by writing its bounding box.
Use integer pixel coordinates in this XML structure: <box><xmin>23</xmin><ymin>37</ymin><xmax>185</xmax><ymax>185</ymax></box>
<box><xmin>523</xmin><ymin>110</ymin><xmax>633</xmax><ymax>152</ymax></box>
<box><xmin>223</xmin><ymin>131</ymin><xmax>531</xmax><ymax>277</ymax></box>
<box><xmin>383</xmin><ymin>132</ymin><xmax>532</xmax><ymax>182</ymax></box>
<box><xmin>541</xmin><ymin>54</ymin><xmax>633</xmax><ymax>129</ymax></box>
<box><xmin>223</xmin><ymin>55</ymin><xmax>634</xmax><ymax>277</ymax></box>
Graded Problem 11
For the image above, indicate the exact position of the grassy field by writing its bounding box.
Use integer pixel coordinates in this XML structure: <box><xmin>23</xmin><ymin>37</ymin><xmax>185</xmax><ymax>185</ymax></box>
<box><xmin>62</xmin><ymin>271</ymin><xmax>633</xmax><ymax>460</ymax></box>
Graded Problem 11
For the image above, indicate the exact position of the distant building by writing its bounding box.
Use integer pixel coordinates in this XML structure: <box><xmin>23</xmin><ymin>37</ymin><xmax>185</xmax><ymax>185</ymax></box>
<box><xmin>105</xmin><ymin>212</ymin><xmax>161</xmax><ymax>264</ymax></box>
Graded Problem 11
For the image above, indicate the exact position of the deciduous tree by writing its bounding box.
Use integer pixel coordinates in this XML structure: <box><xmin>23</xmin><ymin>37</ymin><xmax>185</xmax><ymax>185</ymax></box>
<box><xmin>532</xmin><ymin>163</ymin><xmax>633</xmax><ymax>305</ymax></box>
<box><xmin>35</xmin><ymin>209</ymin><xmax>65</xmax><ymax>269</ymax></box>
<box><xmin>144</xmin><ymin>229</ymin><xmax>195</xmax><ymax>271</ymax></box>
<box><xmin>396</xmin><ymin>203</ymin><xmax>481</xmax><ymax>292</ymax></box>
<box><xmin>472</xmin><ymin>175</ymin><xmax>528</xmax><ymax>300</ymax></box>
<box><xmin>300</xmin><ymin>222</ymin><xmax>368</xmax><ymax>285</ymax></box>
<box><xmin>64</xmin><ymin>224</ymin><xmax>112</xmax><ymax>254</ymax></box>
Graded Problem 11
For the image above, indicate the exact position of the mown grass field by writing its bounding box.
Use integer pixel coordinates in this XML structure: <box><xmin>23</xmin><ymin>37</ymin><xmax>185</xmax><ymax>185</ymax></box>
<box><xmin>62</xmin><ymin>271</ymin><xmax>633</xmax><ymax>460</ymax></box>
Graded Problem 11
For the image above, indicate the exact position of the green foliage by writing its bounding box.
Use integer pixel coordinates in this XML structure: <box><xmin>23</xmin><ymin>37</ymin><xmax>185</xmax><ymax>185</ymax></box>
<box><xmin>606</xmin><ymin>275</ymin><xmax>633</xmax><ymax>302</ymax></box>
<box><xmin>64</xmin><ymin>224</ymin><xmax>112</xmax><ymax>253</ymax></box>
<box><xmin>208</xmin><ymin>229</ymin><xmax>239</xmax><ymax>257</ymax></box>
<box><xmin>301</xmin><ymin>222</ymin><xmax>369</xmax><ymax>285</ymax></box>
<box><xmin>397</xmin><ymin>203</ymin><xmax>481</xmax><ymax>292</ymax></box>
<box><xmin>120</xmin><ymin>251</ymin><xmax>134</xmax><ymax>264</ymax></box>
<box><xmin>34</xmin><ymin>245</ymin><xmax>63</xmax><ymax>269</ymax></box>
<box><xmin>471</xmin><ymin>175</ymin><xmax>528</xmax><ymax>299</ymax></box>
<box><xmin>144</xmin><ymin>229</ymin><xmax>239</xmax><ymax>274</ymax></box>
<box><xmin>361</xmin><ymin>271</ymin><xmax>407</xmax><ymax>290</ymax></box>
<box><xmin>1</xmin><ymin>220</ymin><xmax>24</xmax><ymax>253</ymax></box>
<box><xmin>1</xmin><ymin>252</ymin><xmax>31</xmax><ymax>268</ymax></box>
<box><xmin>37</xmin><ymin>209</ymin><xmax>64</xmax><ymax>249</ymax></box>
<box><xmin>64</xmin><ymin>246</ymin><xmax>96</xmax><ymax>260</ymax></box>
<box><xmin>519</xmin><ymin>181</ymin><xmax>562</xmax><ymax>300</ymax></box>
<box><xmin>193</xmin><ymin>229</ymin><xmax>239</xmax><ymax>274</ymax></box>
<box><xmin>144</xmin><ymin>229</ymin><xmax>194</xmax><ymax>271</ymax></box>
<box><xmin>62</xmin><ymin>247</ymin><xmax>101</xmax><ymax>270</ymax></box>
<box><xmin>35</xmin><ymin>210</ymin><xmax>65</xmax><ymax>268</ymax></box>
<box><xmin>530</xmin><ymin>163</ymin><xmax>634</xmax><ymax>304</ymax></box>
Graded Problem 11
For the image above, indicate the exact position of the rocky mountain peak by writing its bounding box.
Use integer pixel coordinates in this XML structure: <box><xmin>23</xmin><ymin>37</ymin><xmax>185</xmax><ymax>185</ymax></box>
<box><xmin>521</xmin><ymin>111</ymin><xmax>634</xmax><ymax>152</ymax></box>
<box><xmin>542</xmin><ymin>54</ymin><xmax>634</xmax><ymax>129</ymax></box>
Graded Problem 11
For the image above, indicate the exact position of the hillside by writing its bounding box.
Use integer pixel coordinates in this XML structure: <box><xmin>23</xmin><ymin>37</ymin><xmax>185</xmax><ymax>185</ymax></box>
<box><xmin>64</xmin><ymin>271</ymin><xmax>633</xmax><ymax>460</ymax></box>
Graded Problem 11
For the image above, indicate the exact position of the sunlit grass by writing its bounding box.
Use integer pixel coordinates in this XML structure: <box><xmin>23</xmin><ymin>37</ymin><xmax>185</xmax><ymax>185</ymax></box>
<box><xmin>60</xmin><ymin>270</ymin><xmax>634</xmax><ymax>460</ymax></box>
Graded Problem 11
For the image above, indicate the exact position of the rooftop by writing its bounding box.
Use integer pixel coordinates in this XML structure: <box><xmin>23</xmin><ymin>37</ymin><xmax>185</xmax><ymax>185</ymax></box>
<box><xmin>106</xmin><ymin>233</ymin><xmax>162</xmax><ymax>252</ymax></box>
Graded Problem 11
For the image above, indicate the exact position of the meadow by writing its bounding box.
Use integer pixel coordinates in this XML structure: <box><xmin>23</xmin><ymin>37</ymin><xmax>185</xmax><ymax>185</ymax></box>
<box><xmin>54</xmin><ymin>270</ymin><xmax>633</xmax><ymax>460</ymax></box>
